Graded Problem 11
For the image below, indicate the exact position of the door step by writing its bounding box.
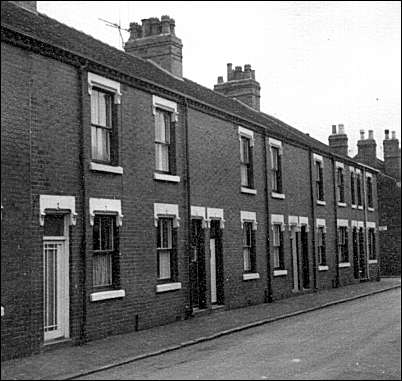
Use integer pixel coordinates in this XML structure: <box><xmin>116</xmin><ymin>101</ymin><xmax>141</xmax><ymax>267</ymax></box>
<box><xmin>192</xmin><ymin>304</ymin><xmax>225</xmax><ymax>318</ymax></box>
<box><xmin>43</xmin><ymin>338</ymin><xmax>72</xmax><ymax>351</ymax></box>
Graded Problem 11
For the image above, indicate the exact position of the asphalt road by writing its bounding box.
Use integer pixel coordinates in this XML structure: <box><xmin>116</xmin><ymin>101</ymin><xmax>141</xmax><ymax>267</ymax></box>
<box><xmin>79</xmin><ymin>288</ymin><xmax>401</xmax><ymax>380</ymax></box>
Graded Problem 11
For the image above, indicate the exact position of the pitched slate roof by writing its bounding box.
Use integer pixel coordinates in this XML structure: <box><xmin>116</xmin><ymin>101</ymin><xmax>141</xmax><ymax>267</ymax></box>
<box><xmin>1</xmin><ymin>1</ymin><xmax>373</xmax><ymax>167</ymax></box>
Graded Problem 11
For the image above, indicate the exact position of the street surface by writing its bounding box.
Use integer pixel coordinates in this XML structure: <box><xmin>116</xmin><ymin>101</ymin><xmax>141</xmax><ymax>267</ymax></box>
<box><xmin>79</xmin><ymin>288</ymin><xmax>401</xmax><ymax>380</ymax></box>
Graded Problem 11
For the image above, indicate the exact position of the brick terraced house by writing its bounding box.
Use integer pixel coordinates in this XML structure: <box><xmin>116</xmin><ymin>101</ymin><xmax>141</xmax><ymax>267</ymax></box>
<box><xmin>1</xmin><ymin>1</ymin><xmax>382</xmax><ymax>360</ymax></box>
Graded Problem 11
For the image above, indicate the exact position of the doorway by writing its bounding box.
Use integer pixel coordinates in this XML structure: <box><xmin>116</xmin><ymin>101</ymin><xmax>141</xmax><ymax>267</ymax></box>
<box><xmin>209</xmin><ymin>220</ymin><xmax>224</xmax><ymax>305</ymax></box>
<box><xmin>190</xmin><ymin>219</ymin><xmax>207</xmax><ymax>309</ymax></box>
<box><xmin>358</xmin><ymin>227</ymin><xmax>366</xmax><ymax>279</ymax></box>
<box><xmin>301</xmin><ymin>225</ymin><xmax>310</xmax><ymax>289</ymax></box>
<box><xmin>290</xmin><ymin>226</ymin><xmax>300</xmax><ymax>292</ymax></box>
<box><xmin>43</xmin><ymin>214</ymin><xmax>69</xmax><ymax>342</ymax></box>
<box><xmin>352</xmin><ymin>227</ymin><xmax>360</xmax><ymax>279</ymax></box>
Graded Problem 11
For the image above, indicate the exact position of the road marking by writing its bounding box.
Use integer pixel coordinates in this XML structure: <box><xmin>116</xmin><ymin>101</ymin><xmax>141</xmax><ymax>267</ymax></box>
<box><xmin>291</xmin><ymin>358</ymin><xmax>301</xmax><ymax>363</ymax></box>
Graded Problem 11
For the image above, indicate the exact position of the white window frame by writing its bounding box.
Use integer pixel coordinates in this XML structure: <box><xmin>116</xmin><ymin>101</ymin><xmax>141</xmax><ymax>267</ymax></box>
<box><xmin>269</xmin><ymin>138</ymin><xmax>284</xmax><ymax>198</ymax></box>
<box><xmin>240</xmin><ymin>211</ymin><xmax>258</xmax><ymax>231</ymax></box>
<box><xmin>89</xmin><ymin>198</ymin><xmax>123</xmax><ymax>226</ymax></box>
<box><xmin>154</xmin><ymin>203</ymin><xmax>180</xmax><ymax>228</ymax></box>
<box><xmin>152</xmin><ymin>95</ymin><xmax>179</xmax><ymax>122</ymax></box>
<box><xmin>88</xmin><ymin>72</ymin><xmax>121</xmax><ymax>104</ymax></box>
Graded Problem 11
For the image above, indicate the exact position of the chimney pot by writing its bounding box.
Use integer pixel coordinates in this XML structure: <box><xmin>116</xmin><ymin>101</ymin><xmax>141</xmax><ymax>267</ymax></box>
<box><xmin>338</xmin><ymin>124</ymin><xmax>345</xmax><ymax>134</ymax></box>
<box><xmin>217</xmin><ymin>76</ymin><xmax>223</xmax><ymax>84</ymax></box>
<box><xmin>385</xmin><ymin>129</ymin><xmax>390</xmax><ymax>140</ymax></box>
<box><xmin>368</xmin><ymin>130</ymin><xmax>374</xmax><ymax>140</ymax></box>
<box><xmin>360</xmin><ymin>130</ymin><xmax>365</xmax><ymax>140</ymax></box>
<box><xmin>392</xmin><ymin>131</ymin><xmax>396</xmax><ymax>140</ymax></box>
<box><xmin>332</xmin><ymin>125</ymin><xmax>337</xmax><ymax>134</ymax></box>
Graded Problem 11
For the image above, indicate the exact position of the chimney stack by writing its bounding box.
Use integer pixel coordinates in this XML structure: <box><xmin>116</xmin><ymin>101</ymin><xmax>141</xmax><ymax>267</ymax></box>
<box><xmin>214</xmin><ymin>63</ymin><xmax>261</xmax><ymax>111</ymax></box>
<box><xmin>355</xmin><ymin>129</ymin><xmax>377</xmax><ymax>168</ymax></box>
<box><xmin>125</xmin><ymin>15</ymin><xmax>183</xmax><ymax>78</ymax></box>
<box><xmin>383</xmin><ymin>130</ymin><xmax>401</xmax><ymax>180</ymax></box>
<box><xmin>328</xmin><ymin>124</ymin><xmax>349</xmax><ymax>157</ymax></box>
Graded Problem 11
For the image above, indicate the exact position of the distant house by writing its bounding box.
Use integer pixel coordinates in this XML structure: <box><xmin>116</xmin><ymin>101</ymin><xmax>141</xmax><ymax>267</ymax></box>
<box><xmin>353</xmin><ymin>129</ymin><xmax>401</xmax><ymax>276</ymax></box>
<box><xmin>1</xmin><ymin>1</ymin><xmax>381</xmax><ymax>360</ymax></box>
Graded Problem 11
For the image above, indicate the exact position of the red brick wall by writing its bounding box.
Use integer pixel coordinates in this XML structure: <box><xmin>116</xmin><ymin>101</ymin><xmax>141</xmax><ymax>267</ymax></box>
<box><xmin>1</xmin><ymin>38</ymin><xmax>381</xmax><ymax>360</ymax></box>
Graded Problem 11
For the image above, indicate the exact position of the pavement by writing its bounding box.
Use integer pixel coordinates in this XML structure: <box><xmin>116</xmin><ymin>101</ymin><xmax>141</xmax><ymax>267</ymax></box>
<box><xmin>1</xmin><ymin>277</ymin><xmax>401</xmax><ymax>381</ymax></box>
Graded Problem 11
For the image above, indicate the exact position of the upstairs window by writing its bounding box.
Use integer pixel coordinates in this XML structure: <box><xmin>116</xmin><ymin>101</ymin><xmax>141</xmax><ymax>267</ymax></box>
<box><xmin>155</xmin><ymin>109</ymin><xmax>174</xmax><ymax>173</ymax></box>
<box><xmin>351</xmin><ymin>172</ymin><xmax>356</xmax><ymax>205</ymax></box>
<box><xmin>367</xmin><ymin>176</ymin><xmax>373</xmax><ymax>208</ymax></box>
<box><xmin>272</xmin><ymin>224</ymin><xmax>284</xmax><ymax>270</ymax></box>
<box><xmin>336</xmin><ymin>167</ymin><xmax>345</xmax><ymax>203</ymax></box>
<box><xmin>91</xmin><ymin>89</ymin><xmax>114</xmax><ymax>163</ymax></box>
<box><xmin>156</xmin><ymin>217</ymin><xmax>177</xmax><ymax>281</ymax></box>
<box><xmin>317</xmin><ymin>226</ymin><xmax>326</xmax><ymax>266</ymax></box>
<box><xmin>271</xmin><ymin>146</ymin><xmax>282</xmax><ymax>193</ymax></box>
<box><xmin>243</xmin><ymin>222</ymin><xmax>256</xmax><ymax>273</ymax></box>
<box><xmin>240</xmin><ymin>137</ymin><xmax>254</xmax><ymax>188</ymax></box>
<box><xmin>92</xmin><ymin>215</ymin><xmax>119</xmax><ymax>288</ymax></box>
<box><xmin>337</xmin><ymin>226</ymin><xmax>349</xmax><ymax>263</ymax></box>
<box><xmin>356</xmin><ymin>172</ymin><xmax>362</xmax><ymax>207</ymax></box>
<box><xmin>315</xmin><ymin>160</ymin><xmax>324</xmax><ymax>201</ymax></box>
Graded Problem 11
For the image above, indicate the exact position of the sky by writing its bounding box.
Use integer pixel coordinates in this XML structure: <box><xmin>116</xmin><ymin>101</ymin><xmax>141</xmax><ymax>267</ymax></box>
<box><xmin>38</xmin><ymin>1</ymin><xmax>401</xmax><ymax>158</ymax></box>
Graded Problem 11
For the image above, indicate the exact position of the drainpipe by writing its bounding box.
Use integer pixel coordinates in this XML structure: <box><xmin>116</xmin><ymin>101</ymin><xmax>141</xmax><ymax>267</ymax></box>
<box><xmin>362</xmin><ymin>167</ymin><xmax>369</xmax><ymax>280</ymax></box>
<box><xmin>331</xmin><ymin>158</ymin><xmax>340</xmax><ymax>288</ymax></box>
<box><xmin>308</xmin><ymin>148</ymin><xmax>318</xmax><ymax>290</ymax></box>
<box><xmin>183</xmin><ymin>97</ymin><xmax>193</xmax><ymax>317</ymax></box>
<box><xmin>79</xmin><ymin>63</ymin><xmax>88</xmax><ymax>343</ymax></box>
<box><xmin>263</xmin><ymin>135</ymin><xmax>273</xmax><ymax>302</ymax></box>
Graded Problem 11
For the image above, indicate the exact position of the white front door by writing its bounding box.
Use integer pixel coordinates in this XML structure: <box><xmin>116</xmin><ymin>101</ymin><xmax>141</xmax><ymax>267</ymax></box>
<box><xmin>43</xmin><ymin>215</ymin><xmax>69</xmax><ymax>342</ymax></box>
<box><xmin>291</xmin><ymin>228</ymin><xmax>299</xmax><ymax>292</ymax></box>
<box><xmin>210</xmin><ymin>238</ymin><xmax>217</xmax><ymax>304</ymax></box>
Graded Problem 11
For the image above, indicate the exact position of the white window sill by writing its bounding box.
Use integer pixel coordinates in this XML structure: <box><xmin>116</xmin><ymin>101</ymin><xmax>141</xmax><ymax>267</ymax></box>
<box><xmin>1</xmin><ymin>306</ymin><xmax>4</xmax><ymax>317</ymax></box>
<box><xmin>241</xmin><ymin>187</ymin><xmax>257</xmax><ymax>195</ymax></box>
<box><xmin>154</xmin><ymin>173</ymin><xmax>181</xmax><ymax>183</ymax></box>
<box><xmin>317</xmin><ymin>200</ymin><xmax>326</xmax><ymax>206</ymax></box>
<box><xmin>271</xmin><ymin>192</ymin><xmax>285</xmax><ymax>200</ymax></box>
<box><xmin>273</xmin><ymin>269</ymin><xmax>288</xmax><ymax>276</ymax></box>
<box><xmin>368</xmin><ymin>207</ymin><xmax>375</xmax><ymax>212</ymax></box>
<box><xmin>357</xmin><ymin>206</ymin><xmax>363</xmax><ymax>210</ymax></box>
<box><xmin>243</xmin><ymin>273</ymin><xmax>260</xmax><ymax>281</ymax></box>
<box><xmin>318</xmin><ymin>265</ymin><xmax>329</xmax><ymax>271</ymax></box>
<box><xmin>351</xmin><ymin>204</ymin><xmax>357</xmax><ymax>209</ymax></box>
<box><xmin>90</xmin><ymin>289</ymin><xmax>125</xmax><ymax>302</ymax></box>
<box><xmin>90</xmin><ymin>162</ymin><xmax>123</xmax><ymax>175</ymax></box>
<box><xmin>156</xmin><ymin>282</ymin><xmax>182</xmax><ymax>293</ymax></box>
<box><xmin>338</xmin><ymin>262</ymin><xmax>351</xmax><ymax>268</ymax></box>
<box><xmin>337</xmin><ymin>202</ymin><xmax>347</xmax><ymax>208</ymax></box>
<box><xmin>368</xmin><ymin>259</ymin><xmax>378</xmax><ymax>264</ymax></box>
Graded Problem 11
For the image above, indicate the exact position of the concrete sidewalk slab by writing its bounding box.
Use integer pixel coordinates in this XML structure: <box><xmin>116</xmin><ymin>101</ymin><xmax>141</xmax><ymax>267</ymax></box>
<box><xmin>1</xmin><ymin>278</ymin><xmax>400</xmax><ymax>380</ymax></box>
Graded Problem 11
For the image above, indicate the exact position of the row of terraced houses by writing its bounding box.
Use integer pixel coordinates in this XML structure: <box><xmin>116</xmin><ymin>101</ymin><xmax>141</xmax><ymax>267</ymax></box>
<box><xmin>1</xmin><ymin>1</ymin><xmax>400</xmax><ymax>360</ymax></box>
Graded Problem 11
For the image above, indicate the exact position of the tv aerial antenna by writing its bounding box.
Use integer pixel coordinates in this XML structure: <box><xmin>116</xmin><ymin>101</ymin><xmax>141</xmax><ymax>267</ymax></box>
<box><xmin>99</xmin><ymin>17</ymin><xmax>130</xmax><ymax>49</ymax></box>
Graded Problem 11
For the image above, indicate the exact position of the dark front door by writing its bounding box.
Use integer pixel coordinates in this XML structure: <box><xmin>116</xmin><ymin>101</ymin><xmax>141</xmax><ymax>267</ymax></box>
<box><xmin>353</xmin><ymin>228</ymin><xmax>360</xmax><ymax>279</ymax></box>
<box><xmin>358</xmin><ymin>227</ymin><xmax>366</xmax><ymax>279</ymax></box>
<box><xmin>301</xmin><ymin>226</ymin><xmax>310</xmax><ymax>289</ymax></box>
<box><xmin>190</xmin><ymin>219</ymin><xmax>206</xmax><ymax>309</ymax></box>
<box><xmin>209</xmin><ymin>220</ymin><xmax>224</xmax><ymax>305</ymax></box>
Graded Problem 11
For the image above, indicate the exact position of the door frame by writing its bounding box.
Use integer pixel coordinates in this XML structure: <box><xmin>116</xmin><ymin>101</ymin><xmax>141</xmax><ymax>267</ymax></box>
<box><xmin>43</xmin><ymin>214</ymin><xmax>70</xmax><ymax>342</ymax></box>
<box><xmin>209</xmin><ymin>219</ymin><xmax>224</xmax><ymax>305</ymax></box>
<box><xmin>290</xmin><ymin>226</ymin><xmax>300</xmax><ymax>292</ymax></box>
<box><xmin>190</xmin><ymin>218</ymin><xmax>206</xmax><ymax>309</ymax></box>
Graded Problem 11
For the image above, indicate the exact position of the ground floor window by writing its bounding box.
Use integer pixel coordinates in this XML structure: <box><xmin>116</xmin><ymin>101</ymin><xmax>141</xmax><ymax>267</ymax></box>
<box><xmin>273</xmin><ymin>224</ymin><xmax>284</xmax><ymax>269</ymax></box>
<box><xmin>243</xmin><ymin>222</ymin><xmax>256</xmax><ymax>273</ymax></box>
<box><xmin>368</xmin><ymin>228</ymin><xmax>376</xmax><ymax>260</ymax></box>
<box><xmin>92</xmin><ymin>215</ymin><xmax>119</xmax><ymax>288</ymax></box>
<box><xmin>338</xmin><ymin>226</ymin><xmax>349</xmax><ymax>263</ymax></box>
<box><xmin>157</xmin><ymin>217</ymin><xmax>177</xmax><ymax>281</ymax></box>
<box><xmin>317</xmin><ymin>227</ymin><xmax>326</xmax><ymax>266</ymax></box>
